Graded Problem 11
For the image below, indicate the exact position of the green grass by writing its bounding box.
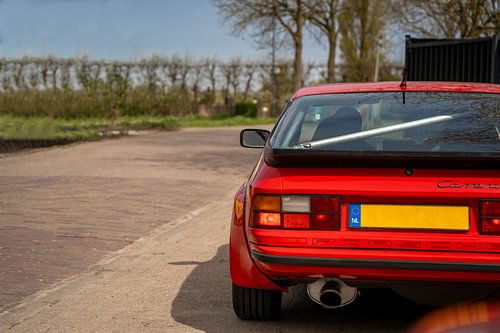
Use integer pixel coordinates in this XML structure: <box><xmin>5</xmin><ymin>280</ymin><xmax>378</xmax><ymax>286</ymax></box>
<box><xmin>0</xmin><ymin>116</ymin><xmax>180</xmax><ymax>141</ymax></box>
<box><xmin>0</xmin><ymin>115</ymin><xmax>276</xmax><ymax>141</ymax></box>
<box><xmin>176</xmin><ymin>115</ymin><xmax>276</xmax><ymax>127</ymax></box>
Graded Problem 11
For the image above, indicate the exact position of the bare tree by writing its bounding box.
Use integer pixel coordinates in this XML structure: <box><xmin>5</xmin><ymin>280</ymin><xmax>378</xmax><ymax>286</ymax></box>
<box><xmin>205</xmin><ymin>58</ymin><xmax>218</xmax><ymax>104</ymax></box>
<box><xmin>190</xmin><ymin>61</ymin><xmax>205</xmax><ymax>103</ymax></box>
<box><xmin>120</xmin><ymin>63</ymin><xmax>132</xmax><ymax>90</ymax></box>
<box><xmin>242</xmin><ymin>61</ymin><xmax>258</xmax><ymax>100</ymax></box>
<box><xmin>272</xmin><ymin>0</ymin><xmax>309</xmax><ymax>91</ymax></box>
<box><xmin>106</xmin><ymin>62</ymin><xmax>131</xmax><ymax>106</ymax></box>
<box><xmin>178</xmin><ymin>56</ymin><xmax>192</xmax><ymax>92</ymax></box>
<box><xmin>88</xmin><ymin>61</ymin><xmax>103</xmax><ymax>91</ymax></box>
<box><xmin>47</xmin><ymin>57</ymin><xmax>59</xmax><ymax>91</ymax></box>
<box><xmin>76</xmin><ymin>58</ymin><xmax>90</xmax><ymax>91</ymax></box>
<box><xmin>212</xmin><ymin>0</ymin><xmax>310</xmax><ymax>92</ymax></box>
<box><xmin>305</xmin><ymin>0</ymin><xmax>343</xmax><ymax>83</ymax></box>
<box><xmin>28</xmin><ymin>62</ymin><xmax>39</xmax><ymax>89</ymax></box>
<box><xmin>1</xmin><ymin>60</ymin><xmax>10</xmax><ymax>91</ymax></box>
<box><xmin>229</xmin><ymin>57</ymin><xmax>243</xmax><ymax>99</ymax></box>
<box><xmin>400</xmin><ymin>0</ymin><xmax>499</xmax><ymax>38</ymax></box>
<box><xmin>60</xmin><ymin>60</ymin><xmax>71</xmax><ymax>90</ymax></box>
<box><xmin>339</xmin><ymin>0</ymin><xmax>390</xmax><ymax>82</ymax></box>
<box><xmin>302</xmin><ymin>61</ymin><xmax>318</xmax><ymax>86</ymax></box>
<box><xmin>12</xmin><ymin>61</ymin><xmax>25</xmax><ymax>90</ymax></box>
<box><xmin>140</xmin><ymin>56</ymin><xmax>162</xmax><ymax>92</ymax></box>
<box><xmin>165</xmin><ymin>55</ymin><xmax>182</xmax><ymax>88</ymax></box>
<box><xmin>219</xmin><ymin>61</ymin><xmax>233</xmax><ymax>104</ymax></box>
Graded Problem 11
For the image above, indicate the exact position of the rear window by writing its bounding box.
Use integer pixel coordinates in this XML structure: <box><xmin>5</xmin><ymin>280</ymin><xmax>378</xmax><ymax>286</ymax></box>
<box><xmin>270</xmin><ymin>92</ymin><xmax>499</xmax><ymax>154</ymax></box>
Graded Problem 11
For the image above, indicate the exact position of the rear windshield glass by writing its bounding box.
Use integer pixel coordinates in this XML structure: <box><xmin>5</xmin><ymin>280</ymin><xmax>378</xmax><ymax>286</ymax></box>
<box><xmin>270</xmin><ymin>92</ymin><xmax>499</xmax><ymax>154</ymax></box>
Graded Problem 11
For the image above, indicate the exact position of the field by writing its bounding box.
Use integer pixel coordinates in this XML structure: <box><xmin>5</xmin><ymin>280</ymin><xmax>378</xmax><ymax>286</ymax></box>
<box><xmin>0</xmin><ymin>57</ymin><xmax>279</xmax><ymax>148</ymax></box>
<box><xmin>0</xmin><ymin>114</ymin><xmax>276</xmax><ymax>141</ymax></box>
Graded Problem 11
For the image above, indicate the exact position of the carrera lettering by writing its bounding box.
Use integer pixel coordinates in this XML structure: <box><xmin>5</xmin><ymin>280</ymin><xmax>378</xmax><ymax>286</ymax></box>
<box><xmin>438</xmin><ymin>180</ymin><xmax>500</xmax><ymax>189</ymax></box>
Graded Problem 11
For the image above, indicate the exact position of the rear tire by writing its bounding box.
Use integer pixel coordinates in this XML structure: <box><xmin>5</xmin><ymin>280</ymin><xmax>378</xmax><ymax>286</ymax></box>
<box><xmin>232</xmin><ymin>284</ymin><xmax>282</xmax><ymax>320</ymax></box>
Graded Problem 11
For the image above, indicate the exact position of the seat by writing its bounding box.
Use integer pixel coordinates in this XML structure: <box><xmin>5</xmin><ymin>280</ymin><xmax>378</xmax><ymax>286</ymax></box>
<box><xmin>312</xmin><ymin>106</ymin><xmax>369</xmax><ymax>150</ymax></box>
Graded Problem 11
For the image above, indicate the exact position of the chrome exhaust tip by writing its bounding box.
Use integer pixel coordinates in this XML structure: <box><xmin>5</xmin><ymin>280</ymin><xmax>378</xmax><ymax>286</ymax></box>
<box><xmin>307</xmin><ymin>278</ymin><xmax>358</xmax><ymax>309</ymax></box>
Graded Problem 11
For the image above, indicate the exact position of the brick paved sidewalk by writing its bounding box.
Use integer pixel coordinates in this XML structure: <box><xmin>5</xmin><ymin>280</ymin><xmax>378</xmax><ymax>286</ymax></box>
<box><xmin>0</xmin><ymin>128</ymin><xmax>262</xmax><ymax>313</ymax></box>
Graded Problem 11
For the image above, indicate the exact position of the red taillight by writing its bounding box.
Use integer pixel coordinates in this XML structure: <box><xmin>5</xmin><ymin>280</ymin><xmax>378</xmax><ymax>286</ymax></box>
<box><xmin>311</xmin><ymin>214</ymin><xmax>340</xmax><ymax>230</ymax></box>
<box><xmin>480</xmin><ymin>200</ymin><xmax>500</xmax><ymax>235</ymax></box>
<box><xmin>312</xmin><ymin>197</ymin><xmax>339</xmax><ymax>212</ymax></box>
<box><xmin>481</xmin><ymin>218</ymin><xmax>500</xmax><ymax>234</ymax></box>
<box><xmin>255</xmin><ymin>212</ymin><xmax>281</xmax><ymax>227</ymax></box>
<box><xmin>310</xmin><ymin>197</ymin><xmax>340</xmax><ymax>230</ymax></box>
<box><xmin>251</xmin><ymin>195</ymin><xmax>340</xmax><ymax>230</ymax></box>
<box><xmin>283</xmin><ymin>214</ymin><xmax>310</xmax><ymax>229</ymax></box>
<box><xmin>481</xmin><ymin>201</ymin><xmax>500</xmax><ymax>217</ymax></box>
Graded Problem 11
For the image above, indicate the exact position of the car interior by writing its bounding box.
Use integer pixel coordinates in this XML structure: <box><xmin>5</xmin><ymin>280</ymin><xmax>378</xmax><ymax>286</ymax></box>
<box><xmin>279</xmin><ymin>93</ymin><xmax>499</xmax><ymax>153</ymax></box>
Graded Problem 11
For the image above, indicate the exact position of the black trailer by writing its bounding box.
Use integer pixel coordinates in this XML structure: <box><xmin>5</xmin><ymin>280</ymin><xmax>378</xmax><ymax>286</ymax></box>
<box><xmin>405</xmin><ymin>35</ymin><xmax>499</xmax><ymax>84</ymax></box>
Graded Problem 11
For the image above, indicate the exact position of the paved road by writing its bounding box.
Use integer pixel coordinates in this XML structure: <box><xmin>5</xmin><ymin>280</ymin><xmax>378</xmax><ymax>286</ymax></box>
<box><xmin>0</xmin><ymin>128</ymin><xmax>429</xmax><ymax>332</ymax></box>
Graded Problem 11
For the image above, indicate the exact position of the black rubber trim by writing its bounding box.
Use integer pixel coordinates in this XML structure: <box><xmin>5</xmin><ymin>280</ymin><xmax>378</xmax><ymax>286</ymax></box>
<box><xmin>251</xmin><ymin>251</ymin><xmax>500</xmax><ymax>273</ymax></box>
<box><xmin>263</xmin><ymin>146</ymin><xmax>500</xmax><ymax>169</ymax></box>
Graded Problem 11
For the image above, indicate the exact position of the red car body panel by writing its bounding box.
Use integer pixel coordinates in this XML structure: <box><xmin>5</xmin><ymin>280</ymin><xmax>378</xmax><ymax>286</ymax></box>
<box><xmin>230</xmin><ymin>82</ymin><xmax>500</xmax><ymax>292</ymax></box>
<box><xmin>229</xmin><ymin>179</ymin><xmax>288</xmax><ymax>291</ymax></box>
<box><xmin>292</xmin><ymin>81</ymin><xmax>500</xmax><ymax>99</ymax></box>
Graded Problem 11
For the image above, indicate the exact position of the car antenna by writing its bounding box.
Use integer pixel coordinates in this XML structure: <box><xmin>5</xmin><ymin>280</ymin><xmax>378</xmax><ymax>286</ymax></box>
<box><xmin>400</xmin><ymin>67</ymin><xmax>407</xmax><ymax>104</ymax></box>
<box><xmin>400</xmin><ymin>66</ymin><xmax>407</xmax><ymax>88</ymax></box>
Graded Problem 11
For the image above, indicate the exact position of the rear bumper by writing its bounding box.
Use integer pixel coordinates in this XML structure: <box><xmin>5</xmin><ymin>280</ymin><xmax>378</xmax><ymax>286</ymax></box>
<box><xmin>252</xmin><ymin>251</ymin><xmax>500</xmax><ymax>273</ymax></box>
<box><xmin>251</xmin><ymin>245</ymin><xmax>500</xmax><ymax>284</ymax></box>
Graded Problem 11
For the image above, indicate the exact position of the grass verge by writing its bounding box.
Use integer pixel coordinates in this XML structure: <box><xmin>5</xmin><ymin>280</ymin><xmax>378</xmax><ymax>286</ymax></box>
<box><xmin>176</xmin><ymin>115</ymin><xmax>276</xmax><ymax>128</ymax></box>
<box><xmin>0</xmin><ymin>115</ymin><xmax>276</xmax><ymax>141</ymax></box>
<box><xmin>0</xmin><ymin>116</ymin><xmax>179</xmax><ymax>140</ymax></box>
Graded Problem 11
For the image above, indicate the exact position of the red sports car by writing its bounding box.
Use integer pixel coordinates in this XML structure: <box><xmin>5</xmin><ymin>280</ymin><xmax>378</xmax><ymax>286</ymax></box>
<box><xmin>230</xmin><ymin>81</ymin><xmax>500</xmax><ymax>320</ymax></box>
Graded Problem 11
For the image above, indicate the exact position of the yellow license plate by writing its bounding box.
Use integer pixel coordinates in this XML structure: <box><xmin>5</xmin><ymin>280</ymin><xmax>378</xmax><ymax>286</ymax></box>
<box><xmin>348</xmin><ymin>204</ymin><xmax>469</xmax><ymax>230</ymax></box>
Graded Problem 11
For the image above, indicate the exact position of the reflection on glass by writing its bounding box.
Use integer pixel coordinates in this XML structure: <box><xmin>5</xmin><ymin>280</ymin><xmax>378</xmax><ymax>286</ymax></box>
<box><xmin>270</xmin><ymin>92</ymin><xmax>499</xmax><ymax>154</ymax></box>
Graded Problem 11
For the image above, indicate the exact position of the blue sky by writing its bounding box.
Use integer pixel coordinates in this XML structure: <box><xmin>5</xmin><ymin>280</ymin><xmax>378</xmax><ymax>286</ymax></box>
<box><xmin>0</xmin><ymin>0</ymin><xmax>403</xmax><ymax>63</ymax></box>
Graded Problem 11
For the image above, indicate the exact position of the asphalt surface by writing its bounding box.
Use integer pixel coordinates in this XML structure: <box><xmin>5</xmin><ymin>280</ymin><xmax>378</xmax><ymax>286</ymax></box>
<box><xmin>0</xmin><ymin>128</ymin><xmax>430</xmax><ymax>332</ymax></box>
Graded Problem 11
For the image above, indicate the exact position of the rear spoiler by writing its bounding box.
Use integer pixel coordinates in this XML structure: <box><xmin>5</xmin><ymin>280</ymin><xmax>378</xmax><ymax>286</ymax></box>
<box><xmin>264</xmin><ymin>147</ymin><xmax>500</xmax><ymax>169</ymax></box>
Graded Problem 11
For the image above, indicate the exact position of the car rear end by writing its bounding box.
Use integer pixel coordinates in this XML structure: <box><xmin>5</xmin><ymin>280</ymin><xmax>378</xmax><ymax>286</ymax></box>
<box><xmin>231</xmin><ymin>82</ymin><xmax>500</xmax><ymax>319</ymax></box>
<box><xmin>249</xmin><ymin>168</ymin><xmax>500</xmax><ymax>285</ymax></box>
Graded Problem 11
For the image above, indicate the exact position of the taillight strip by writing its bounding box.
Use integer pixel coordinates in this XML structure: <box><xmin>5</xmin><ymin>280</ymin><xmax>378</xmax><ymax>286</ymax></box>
<box><xmin>480</xmin><ymin>199</ymin><xmax>500</xmax><ymax>235</ymax></box>
<box><xmin>251</xmin><ymin>195</ymin><xmax>341</xmax><ymax>231</ymax></box>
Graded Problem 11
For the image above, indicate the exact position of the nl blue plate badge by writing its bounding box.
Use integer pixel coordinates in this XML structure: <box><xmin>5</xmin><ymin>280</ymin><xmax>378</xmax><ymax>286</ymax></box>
<box><xmin>349</xmin><ymin>204</ymin><xmax>361</xmax><ymax>228</ymax></box>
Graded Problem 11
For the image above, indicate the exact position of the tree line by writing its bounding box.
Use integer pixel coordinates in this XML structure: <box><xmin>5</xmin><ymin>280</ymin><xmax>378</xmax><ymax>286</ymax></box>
<box><xmin>1</xmin><ymin>0</ymin><xmax>496</xmax><ymax>119</ymax></box>
<box><xmin>0</xmin><ymin>55</ymin><xmax>401</xmax><ymax>118</ymax></box>
<box><xmin>213</xmin><ymin>0</ymin><xmax>499</xmax><ymax>91</ymax></box>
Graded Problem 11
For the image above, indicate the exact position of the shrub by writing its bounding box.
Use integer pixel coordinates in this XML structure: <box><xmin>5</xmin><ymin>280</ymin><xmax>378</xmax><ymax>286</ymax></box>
<box><xmin>235</xmin><ymin>102</ymin><xmax>258</xmax><ymax>118</ymax></box>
